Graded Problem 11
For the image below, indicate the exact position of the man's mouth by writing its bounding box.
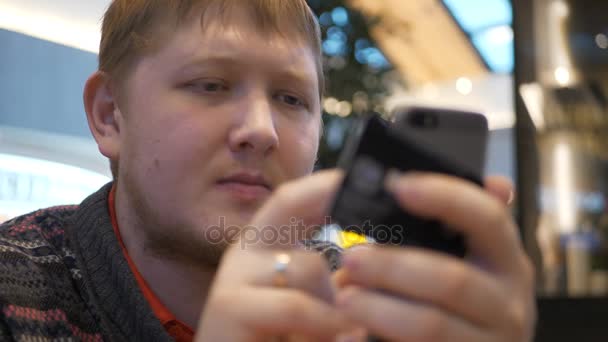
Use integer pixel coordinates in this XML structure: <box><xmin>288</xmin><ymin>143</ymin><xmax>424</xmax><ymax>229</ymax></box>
<box><xmin>216</xmin><ymin>172</ymin><xmax>272</xmax><ymax>201</ymax></box>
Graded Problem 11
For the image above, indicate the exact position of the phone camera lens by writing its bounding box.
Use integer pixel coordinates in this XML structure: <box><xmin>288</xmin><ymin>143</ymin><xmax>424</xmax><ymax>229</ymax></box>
<box><xmin>409</xmin><ymin>112</ymin><xmax>438</xmax><ymax>128</ymax></box>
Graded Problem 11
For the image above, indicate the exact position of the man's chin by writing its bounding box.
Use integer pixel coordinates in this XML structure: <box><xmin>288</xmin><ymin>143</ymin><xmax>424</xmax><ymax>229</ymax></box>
<box><xmin>143</xmin><ymin>223</ymin><xmax>233</xmax><ymax>267</ymax></box>
<box><xmin>144</xmin><ymin>207</ymin><xmax>262</xmax><ymax>266</ymax></box>
<box><xmin>203</xmin><ymin>208</ymin><xmax>258</xmax><ymax>232</ymax></box>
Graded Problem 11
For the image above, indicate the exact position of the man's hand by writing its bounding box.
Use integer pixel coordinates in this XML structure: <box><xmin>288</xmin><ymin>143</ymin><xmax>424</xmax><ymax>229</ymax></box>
<box><xmin>334</xmin><ymin>173</ymin><xmax>536</xmax><ymax>341</ymax></box>
<box><xmin>195</xmin><ymin>170</ymin><xmax>354</xmax><ymax>341</ymax></box>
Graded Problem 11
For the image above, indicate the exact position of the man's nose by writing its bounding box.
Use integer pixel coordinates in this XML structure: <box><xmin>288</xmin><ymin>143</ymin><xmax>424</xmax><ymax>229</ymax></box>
<box><xmin>228</xmin><ymin>93</ymin><xmax>279</xmax><ymax>156</ymax></box>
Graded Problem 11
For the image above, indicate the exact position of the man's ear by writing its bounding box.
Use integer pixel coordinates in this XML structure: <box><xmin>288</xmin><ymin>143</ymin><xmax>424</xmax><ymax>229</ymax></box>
<box><xmin>83</xmin><ymin>71</ymin><xmax>123</xmax><ymax>162</ymax></box>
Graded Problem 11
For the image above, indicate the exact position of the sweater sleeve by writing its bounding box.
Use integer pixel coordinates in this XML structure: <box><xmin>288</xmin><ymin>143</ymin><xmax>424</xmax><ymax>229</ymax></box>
<box><xmin>0</xmin><ymin>306</ymin><xmax>15</xmax><ymax>342</ymax></box>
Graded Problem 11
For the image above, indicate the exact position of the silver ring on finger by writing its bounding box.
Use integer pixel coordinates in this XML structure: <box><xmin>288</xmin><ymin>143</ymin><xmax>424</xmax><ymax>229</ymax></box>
<box><xmin>272</xmin><ymin>252</ymin><xmax>291</xmax><ymax>287</ymax></box>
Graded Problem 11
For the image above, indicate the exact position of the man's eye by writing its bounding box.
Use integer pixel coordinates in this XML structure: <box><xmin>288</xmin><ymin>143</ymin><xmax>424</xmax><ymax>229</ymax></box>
<box><xmin>185</xmin><ymin>80</ymin><xmax>228</xmax><ymax>93</ymax></box>
<box><xmin>277</xmin><ymin>93</ymin><xmax>306</xmax><ymax>108</ymax></box>
<box><xmin>202</xmin><ymin>82</ymin><xmax>226</xmax><ymax>92</ymax></box>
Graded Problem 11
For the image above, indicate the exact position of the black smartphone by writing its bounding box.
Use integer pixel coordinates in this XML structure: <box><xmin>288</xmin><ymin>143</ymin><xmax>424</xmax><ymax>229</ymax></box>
<box><xmin>392</xmin><ymin>106</ymin><xmax>488</xmax><ymax>174</ymax></box>
<box><xmin>329</xmin><ymin>107</ymin><xmax>488</xmax><ymax>257</ymax></box>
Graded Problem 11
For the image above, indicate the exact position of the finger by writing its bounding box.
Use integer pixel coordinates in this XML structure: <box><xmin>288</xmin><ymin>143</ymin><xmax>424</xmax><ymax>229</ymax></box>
<box><xmin>239</xmin><ymin>169</ymin><xmax>344</xmax><ymax>249</ymax></box>
<box><xmin>220</xmin><ymin>248</ymin><xmax>336</xmax><ymax>304</ymax></box>
<box><xmin>339</xmin><ymin>246</ymin><xmax>509</xmax><ymax>330</ymax></box>
<box><xmin>211</xmin><ymin>287</ymin><xmax>354</xmax><ymax>340</ymax></box>
<box><xmin>336</xmin><ymin>286</ymin><xmax>491</xmax><ymax>342</ymax></box>
<box><xmin>332</xmin><ymin>268</ymin><xmax>350</xmax><ymax>289</ymax></box>
<box><xmin>484</xmin><ymin>175</ymin><xmax>514</xmax><ymax>206</ymax></box>
<box><xmin>386</xmin><ymin>172</ymin><xmax>524</xmax><ymax>274</ymax></box>
<box><xmin>334</xmin><ymin>327</ymin><xmax>369</xmax><ymax>342</ymax></box>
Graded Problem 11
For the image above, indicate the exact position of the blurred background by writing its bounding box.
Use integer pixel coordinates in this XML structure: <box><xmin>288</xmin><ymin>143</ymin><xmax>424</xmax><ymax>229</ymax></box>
<box><xmin>0</xmin><ymin>0</ymin><xmax>607</xmax><ymax>340</ymax></box>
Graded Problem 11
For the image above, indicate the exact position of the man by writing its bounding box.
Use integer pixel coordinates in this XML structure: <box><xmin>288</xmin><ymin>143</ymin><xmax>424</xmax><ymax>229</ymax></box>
<box><xmin>0</xmin><ymin>0</ymin><xmax>535</xmax><ymax>341</ymax></box>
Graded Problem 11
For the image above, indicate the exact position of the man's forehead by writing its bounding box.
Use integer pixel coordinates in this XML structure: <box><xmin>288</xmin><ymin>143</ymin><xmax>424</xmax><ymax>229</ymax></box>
<box><xmin>166</xmin><ymin>20</ymin><xmax>317</xmax><ymax>78</ymax></box>
<box><xmin>190</xmin><ymin>1</ymin><xmax>312</xmax><ymax>45</ymax></box>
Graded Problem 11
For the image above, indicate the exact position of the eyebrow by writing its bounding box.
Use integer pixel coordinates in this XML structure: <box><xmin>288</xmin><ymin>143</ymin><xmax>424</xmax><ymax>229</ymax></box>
<box><xmin>176</xmin><ymin>55</ymin><xmax>317</xmax><ymax>90</ymax></box>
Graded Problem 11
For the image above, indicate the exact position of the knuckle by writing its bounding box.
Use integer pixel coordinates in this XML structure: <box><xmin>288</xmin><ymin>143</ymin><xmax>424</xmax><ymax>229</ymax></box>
<box><xmin>484</xmin><ymin>200</ymin><xmax>510</xmax><ymax>229</ymax></box>
<box><xmin>341</xmin><ymin>286</ymin><xmax>363</xmax><ymax>306</ymax></box>
<box><xmin>295</xmin><ymin>255</ymin><xmax>335</xmax><ymax>302</ymax></box>
<box><xmin>278</xmin><ymin>292</ymin><xmax>310</xmax><ymax>322</ymax></box>
<box><xmin>505</xmin><ymin>301</ymin><xmax>533</xmax><ymax>341</ymax></box>
<box><xmin>440</xmin><ymin>264</ymin><xmax>470</xmax><ymax>300</ymax></box>
<box><xmin>298</xmin><ymin>253</ymin><xmax>330</xmax><ymax>279</ymax></box>
<box><xmin>416</xmin><ymin>309</ymin><xmax>447</xmax><ymax>341</ymax></box>
<box><xmin>376</xmin><ymin>252</ymin><xmax>397</xmax><ymax>282</ymax></box>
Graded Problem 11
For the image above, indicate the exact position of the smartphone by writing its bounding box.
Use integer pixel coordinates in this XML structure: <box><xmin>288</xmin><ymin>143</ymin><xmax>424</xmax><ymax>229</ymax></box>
<box><xmin>329</xmin><ymin>107</ymin><xmax>488</xmax><ymax>257</ymax></box>
<box><xmin>392</xmin><ymin>106</ymin><xmax>488</xmax><ymax>174</ymax></box>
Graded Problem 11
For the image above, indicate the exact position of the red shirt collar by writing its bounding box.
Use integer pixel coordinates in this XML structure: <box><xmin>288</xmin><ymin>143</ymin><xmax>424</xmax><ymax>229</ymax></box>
<box><xmin>108</xmin><ymin>184</ymin><xmax>194</xmax><ymax>342</ymax></box>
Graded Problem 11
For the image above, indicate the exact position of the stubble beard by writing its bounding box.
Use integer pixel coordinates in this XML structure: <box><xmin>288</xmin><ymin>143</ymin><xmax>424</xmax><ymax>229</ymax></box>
<box><xmin>122</xmin><ymin>175</ymin><xmax>235</xmax><ymax>268</ymax></box>
<box><xmin>145</xmin><ymin>226</ymin><xmax>229</xmax><ymax>268</ymax></box>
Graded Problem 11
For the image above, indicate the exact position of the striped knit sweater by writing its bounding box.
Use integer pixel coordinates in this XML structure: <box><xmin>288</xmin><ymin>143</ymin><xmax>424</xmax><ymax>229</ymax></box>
<box><xmin>0</xmin><ymin>183</ymin><xmax>343</xmax><ymax>341</ymax></box>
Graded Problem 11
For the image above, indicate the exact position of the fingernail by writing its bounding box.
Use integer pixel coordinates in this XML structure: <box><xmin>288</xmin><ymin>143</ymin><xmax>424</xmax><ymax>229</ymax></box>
<box><xmin>384</xmin><ymin>170</ymin><xmax>419</xmax><ymax>196</ymax></box>
<box><xmin>333</xmin><ymin>269</ymin><xmax>350</xmax><ymax>288</ymax></box>
<box><xmin>384</xmin><ymin>168</ymin><xmax>402</xmax><ymax>192</ymax></box>
<box><xmin>507</xmin><ymin>190</ymin><xmax>515</xmax><ymax>206</ymax></box>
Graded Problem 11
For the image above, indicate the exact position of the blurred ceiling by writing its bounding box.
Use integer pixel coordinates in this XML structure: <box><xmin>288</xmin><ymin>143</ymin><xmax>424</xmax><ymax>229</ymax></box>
<box><xmin>0</xmin><ymin>0</ymin><xmax>109</xmax><ymax>53</ymax></box>
<box><xmin>442</xmin><ymin>0</ymin><xmax>514</xmax><ymax>73</ymax></box>
<box><xmin>347</xmin><ymin>0</ymin><xmax>487</xmax><ymax>85</ymax></box>
<box><xmin>347</xmin><ymin>0</ymin><xmax>504</xmax><ymax>86</ymax></box>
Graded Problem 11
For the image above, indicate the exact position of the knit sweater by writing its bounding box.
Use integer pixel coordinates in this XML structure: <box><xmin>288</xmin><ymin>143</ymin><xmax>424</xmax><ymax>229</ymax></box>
<box><xmin>0</xmin><ymin>183</ymin><xmax>343</xmax><ymax>341</ymax></box>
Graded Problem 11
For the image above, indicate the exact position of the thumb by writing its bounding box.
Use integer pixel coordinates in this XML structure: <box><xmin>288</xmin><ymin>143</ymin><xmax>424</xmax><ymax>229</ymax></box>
<box><xmin>484</xmin><ymin>175</ymin><xmax>515</xmax><ymax>206</ymax></box>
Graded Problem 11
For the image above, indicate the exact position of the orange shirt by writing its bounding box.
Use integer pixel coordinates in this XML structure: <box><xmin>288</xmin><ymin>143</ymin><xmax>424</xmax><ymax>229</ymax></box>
<box><xmin>108</xmin><ymin>185</ymin><xmax>194</xmax><ymax>342</ymax></box>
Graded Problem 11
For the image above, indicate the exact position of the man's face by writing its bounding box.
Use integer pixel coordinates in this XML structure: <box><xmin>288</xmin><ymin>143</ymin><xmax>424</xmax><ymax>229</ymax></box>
<box><xmin>116</xmin><ymin>7</ymin><xmax>321</xmax><ymax>263</ymax></box>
